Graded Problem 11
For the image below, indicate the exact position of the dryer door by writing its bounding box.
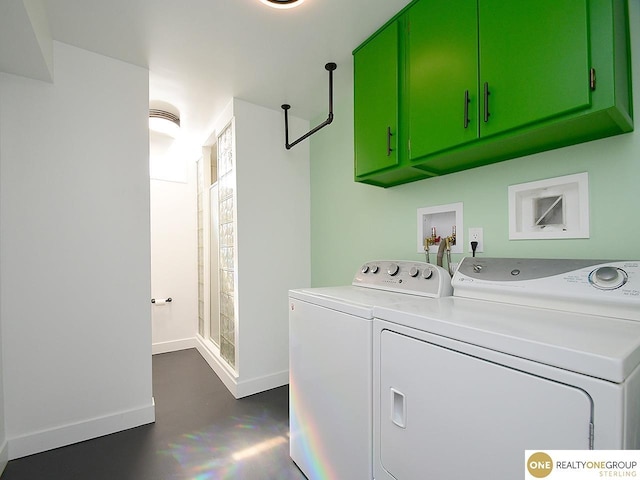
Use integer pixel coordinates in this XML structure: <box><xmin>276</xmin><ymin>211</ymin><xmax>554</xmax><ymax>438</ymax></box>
<box><xmin>379</xmin><ymin>330</ymin><xmax>593</xmax><ymax>480</ymax></box>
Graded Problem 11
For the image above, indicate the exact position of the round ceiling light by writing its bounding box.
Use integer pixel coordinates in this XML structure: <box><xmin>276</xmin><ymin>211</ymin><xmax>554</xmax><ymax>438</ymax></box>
<box><xmin>149</xmin><ymin>109</ymin><xmax>180</xmax><ymax>138</ymax></box>
<box><xmin>259</xmin><ymin>0</ymin><xmax>305</xmax><ymax>9</ymax></box>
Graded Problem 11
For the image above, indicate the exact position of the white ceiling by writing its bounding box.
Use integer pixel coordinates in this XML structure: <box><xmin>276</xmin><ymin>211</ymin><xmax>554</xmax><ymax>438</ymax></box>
<box><xmin>40</xmin><ymin>0</ymin><xmax>413</xmax><ymax>145</ymax></box>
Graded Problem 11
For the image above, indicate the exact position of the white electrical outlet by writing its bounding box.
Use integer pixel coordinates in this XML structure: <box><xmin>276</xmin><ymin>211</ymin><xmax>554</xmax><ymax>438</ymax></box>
<box><xmin>468</xmin><ymin>227</ymin><xmax>484</xmax><ymax>253</ymax></box>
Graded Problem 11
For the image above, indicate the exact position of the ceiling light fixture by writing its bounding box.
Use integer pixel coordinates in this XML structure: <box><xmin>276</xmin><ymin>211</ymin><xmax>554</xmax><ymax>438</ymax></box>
<box><xmin>259</xmin><ymin>0</ymin><xmax>305</xmax><ymax>9</ymax></box>
<box><xmin>149</xmin><ymin>109</ymin><xmax>180</xmax><ymax>138</ymax></box>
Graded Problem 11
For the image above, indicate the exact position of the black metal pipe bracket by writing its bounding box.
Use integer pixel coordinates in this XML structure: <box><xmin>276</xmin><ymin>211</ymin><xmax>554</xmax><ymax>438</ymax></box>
<box><xmin>281</xmin><ymin>62</ymin><xmax>337</xmax><ymax>150</ymax></box>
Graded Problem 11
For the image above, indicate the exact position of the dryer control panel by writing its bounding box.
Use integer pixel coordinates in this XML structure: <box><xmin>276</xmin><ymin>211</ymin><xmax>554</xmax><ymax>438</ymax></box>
<box><xmin>453</xmin><ymin>257</ymin><xmax>640</xmax><ymax>321</ymax></box>
<box><xmin>353</xmin><ymin>261</ymin><xmax>452</xmax><ymax>298</ymax></box>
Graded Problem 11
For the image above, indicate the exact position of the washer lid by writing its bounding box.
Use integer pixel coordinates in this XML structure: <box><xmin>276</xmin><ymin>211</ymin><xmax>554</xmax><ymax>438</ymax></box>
<box><xmin>289</xmin><ymin>286</ymin><xmax>375</xmax><ymax>318</ymax></box>
<box><xmin>289</xmin><ymin>285</ymin><xmax>442</xmax><ymax>319</ymax></box>
<box><xmin>374</xmin><ymin>297</ymin><xmax>640</xmax><ymax>383</ymax></box>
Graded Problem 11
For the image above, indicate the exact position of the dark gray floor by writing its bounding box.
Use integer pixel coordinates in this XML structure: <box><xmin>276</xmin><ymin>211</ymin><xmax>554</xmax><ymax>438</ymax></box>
<box><xmin>1</xmin><ymin>348</ymin><xmax>307</xmax><ymax>480</ymax></box>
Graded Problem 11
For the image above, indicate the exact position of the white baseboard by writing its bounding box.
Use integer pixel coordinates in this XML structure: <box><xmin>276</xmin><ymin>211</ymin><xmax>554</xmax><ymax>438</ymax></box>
<box><xmin>8</xmin><ymin>400</ymin><xmax>156</xmax><ymax>460</ymax></box>
<box><xmin>236</xmin><ymin>369</ymin><xmax>289</xmax><ymax>399</ymax></box>
<box><xmin>152</xmin><ymin>337</ymin><xmax>197</xmax><ymax>355</ymax></box>
<box><xmin>0</xmin><ymin>439</ymin><xmax>8</xmax><ymax>476</ymax></box>
<box><xmin>195</xmin><ymin>336</ymin><xmax>289</xmax><ymax>399</ymax></box>
<box><xmin>195</xmin><ymin>336</ymin><xmax>239</xmax><ymax>396</ymax></box>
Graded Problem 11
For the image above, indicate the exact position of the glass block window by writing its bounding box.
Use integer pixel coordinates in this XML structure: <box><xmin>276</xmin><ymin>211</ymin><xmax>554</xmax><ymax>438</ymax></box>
<box><xmin>217</xmin><ymin>122</ymin><xmax>236</xmax><ymax>369</ymax></box>
<box><xmin>196</xmin><ymin>157</ymin><xmax>205</xmax><ymax>337</ymax></box>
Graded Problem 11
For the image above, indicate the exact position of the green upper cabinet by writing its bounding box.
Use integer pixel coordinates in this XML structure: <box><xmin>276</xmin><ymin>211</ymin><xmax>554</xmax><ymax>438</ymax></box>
<box><xmin>408</xmin><ymin>0</ymin><xmax>479</xmax><ymax>159</ymax></box>
<box><xmin>354</xmin><ymin>14</ymin><xmax>432</xmax><ymax>186</ymax></box>
<box><xmin>477</xmin><ymin>0</ymin><xmax>590</xmax><ymax>138</ymax></box>
<box><xmin>354</xmin><ymin>21</ymin><xmax>399</xmax><ymax>177</ymax></box>
<box><xmin>353</xmin><ymin>0</ymin><xmax>633</xmax><ymax>187</ymax></box>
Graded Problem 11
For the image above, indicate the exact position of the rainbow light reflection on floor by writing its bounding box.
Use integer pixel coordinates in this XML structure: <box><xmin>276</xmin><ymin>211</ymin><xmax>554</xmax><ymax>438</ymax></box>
<box><xmin>157</xmin><ymin>411</ymin><xmax>305</xmax><ymax>479</ymax></box>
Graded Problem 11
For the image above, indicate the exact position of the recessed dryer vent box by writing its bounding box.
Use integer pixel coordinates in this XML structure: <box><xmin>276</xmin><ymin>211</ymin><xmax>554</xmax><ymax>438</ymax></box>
<box><xmin>417</xmin><ymin>202</ymin><xmax>463</xmax><ymax>254</ymax></box>
<box><xmin>508</xmin><ymin>172</ymin><xmax>589</xmax><ymax>240</ymax></box>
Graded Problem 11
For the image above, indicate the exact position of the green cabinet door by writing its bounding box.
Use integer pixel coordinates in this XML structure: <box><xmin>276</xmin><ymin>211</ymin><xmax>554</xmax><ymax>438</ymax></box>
<box><xmin>478</xmin><ymin>0</ymin><xmax>591</xmax><ymax>138</ymax></box>
<box><xmin>354</xmin><ymin>21</ymin><xmax>399</xmax><ymax>177</ymax></box>
<box><xmin>407</xmin><ymin>0</ymin><xmax>479</xmax><ymax>162</ymax></box>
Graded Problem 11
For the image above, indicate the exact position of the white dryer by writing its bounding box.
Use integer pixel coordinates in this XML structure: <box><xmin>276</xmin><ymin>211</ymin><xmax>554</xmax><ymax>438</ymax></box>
<box><xmin>372</xmin><ymin>258</ymin><xmax>640</xmax><ymax>480</ymax></box>
<box><xmin>289</xmin><ymin>261</ymin><xmax>452</xmax><ymax>480</ymax></box>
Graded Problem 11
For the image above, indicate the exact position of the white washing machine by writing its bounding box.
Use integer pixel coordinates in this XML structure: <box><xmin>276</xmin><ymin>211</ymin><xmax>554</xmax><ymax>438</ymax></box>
<box><xmin>289</xmin><ymin>261</ymin><xmax>452</xmax><ymax>480</ymax></box>
<box><xmin>372</xmin><ymin>258</ymin><xmax>640</xmax><ymax>480</ymax></box>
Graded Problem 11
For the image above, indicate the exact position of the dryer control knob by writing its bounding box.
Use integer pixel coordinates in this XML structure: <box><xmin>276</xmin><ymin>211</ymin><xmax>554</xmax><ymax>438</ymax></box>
<box><xmin>370</xmin><ymin>265</ymin><xmax>379</xmax><ymax>274</ymax></box>
<box><xmin>422</xmin><ymin>268</ymin><xmax>433</xmax><ymax>279</ymax></box>
<box><xmin>589</xmin><ymin>266</ymin><xmax>628</xmax><ymax>290</ymax></box>
<box><xmin>387</xmin><ymin>263</ymin><xmax>400</xmax><ymax>276</ymax></box>
<box><xmin>409</xmin><ymin>266</ymin><xmax>420</xmax><ymax>277</ymax></box>
<box><xmin>361</xmin><ymin>265</ymin><xmax>370</xmax><ymax>274</ymax></box>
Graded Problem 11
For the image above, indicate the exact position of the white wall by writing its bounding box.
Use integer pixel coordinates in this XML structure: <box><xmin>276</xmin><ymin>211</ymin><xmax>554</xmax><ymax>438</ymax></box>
<box><xmin>150</xmin><ymin>168</ymin><xmax>199</xmax><ymax>353</ymax></box>
<box><xmin>0</xmin><ymin>276</ymin><xmax>5</xmax><ymax>472</ymax></box>
<box><xmin>0</xmin><ymin>0</ymin><xmax>53</xmax><ymax>82</ymax></box>
<box><xmin>234</xmin><ymin>98</ymin><xmax>311</xmax><ymax>393</ymax></box>
<box><xmin>0</xmin><ymin>79</ymin><xmax>6</xmax><ymax>472</ymax></box>
<box><xmin>197</xmin><ymin>98</ymin><xmax>311</xmax><ymax>397</ymax></box>
<box><xmin>0</xmin><ymin>42</ymin><xmax>154</xmax><ymax>459</ymax></box>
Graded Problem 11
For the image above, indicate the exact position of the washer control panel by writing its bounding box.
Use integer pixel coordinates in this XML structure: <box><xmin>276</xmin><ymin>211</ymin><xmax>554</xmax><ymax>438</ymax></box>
<box><xmin>588</xmin><ymin>266</ymin><xmax>628</xmax><ymax>290</ymax></box>
<box><xmin>453</xmin><ymin>257</ymin><xmax>640</xmax><ymax>321</ymax></box>
<box><xmin>354</xmin><ymin>261</ymin><xmax>452</xmax><ymax>298</ymax></box>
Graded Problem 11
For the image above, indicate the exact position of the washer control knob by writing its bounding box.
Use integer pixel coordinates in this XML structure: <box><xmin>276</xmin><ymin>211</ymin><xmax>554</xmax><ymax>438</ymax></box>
<box><xmin>589</xmin><ymin>266</ymin><xmax>628</xmax><ymax>290</ymax></box>
<box><xmin>361</xmin><ymin>265</ymin><xmax>370</xmax><ymax>274</ymax></box>
<box><xmin>473</xmin><ymin>264</ymin><xmax>483</xmax><ymax>273</ymax></box>
<box><xmin>387</xmin><ymin>263</ymin><xmax>400</xmax><ymax>276</ymax></box>
<box><xmin>422</xmin><ymin>267</ymin><xmax>433</xmax><ymax>279</ymax></box>
<box><xmin>596</xmin><ymin>267</ymin><xmax>618</xmax><ymax>282</ymax></box>
<box><xmin>370</xmin><ymin>265</ymin><xmax>379</xmax><ymax>274</ymax></box>
<box><xmin>409</xmin><ymin>266</ymin><xmax>419</xmax><ymax>278</ymax></box>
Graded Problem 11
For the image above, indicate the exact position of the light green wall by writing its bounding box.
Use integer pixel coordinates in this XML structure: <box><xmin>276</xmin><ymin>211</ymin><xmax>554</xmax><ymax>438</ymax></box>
<box><xmin>310</xmin><ymin>0</ymin><xmax>640</xmax><ymax>287</ymax></box>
